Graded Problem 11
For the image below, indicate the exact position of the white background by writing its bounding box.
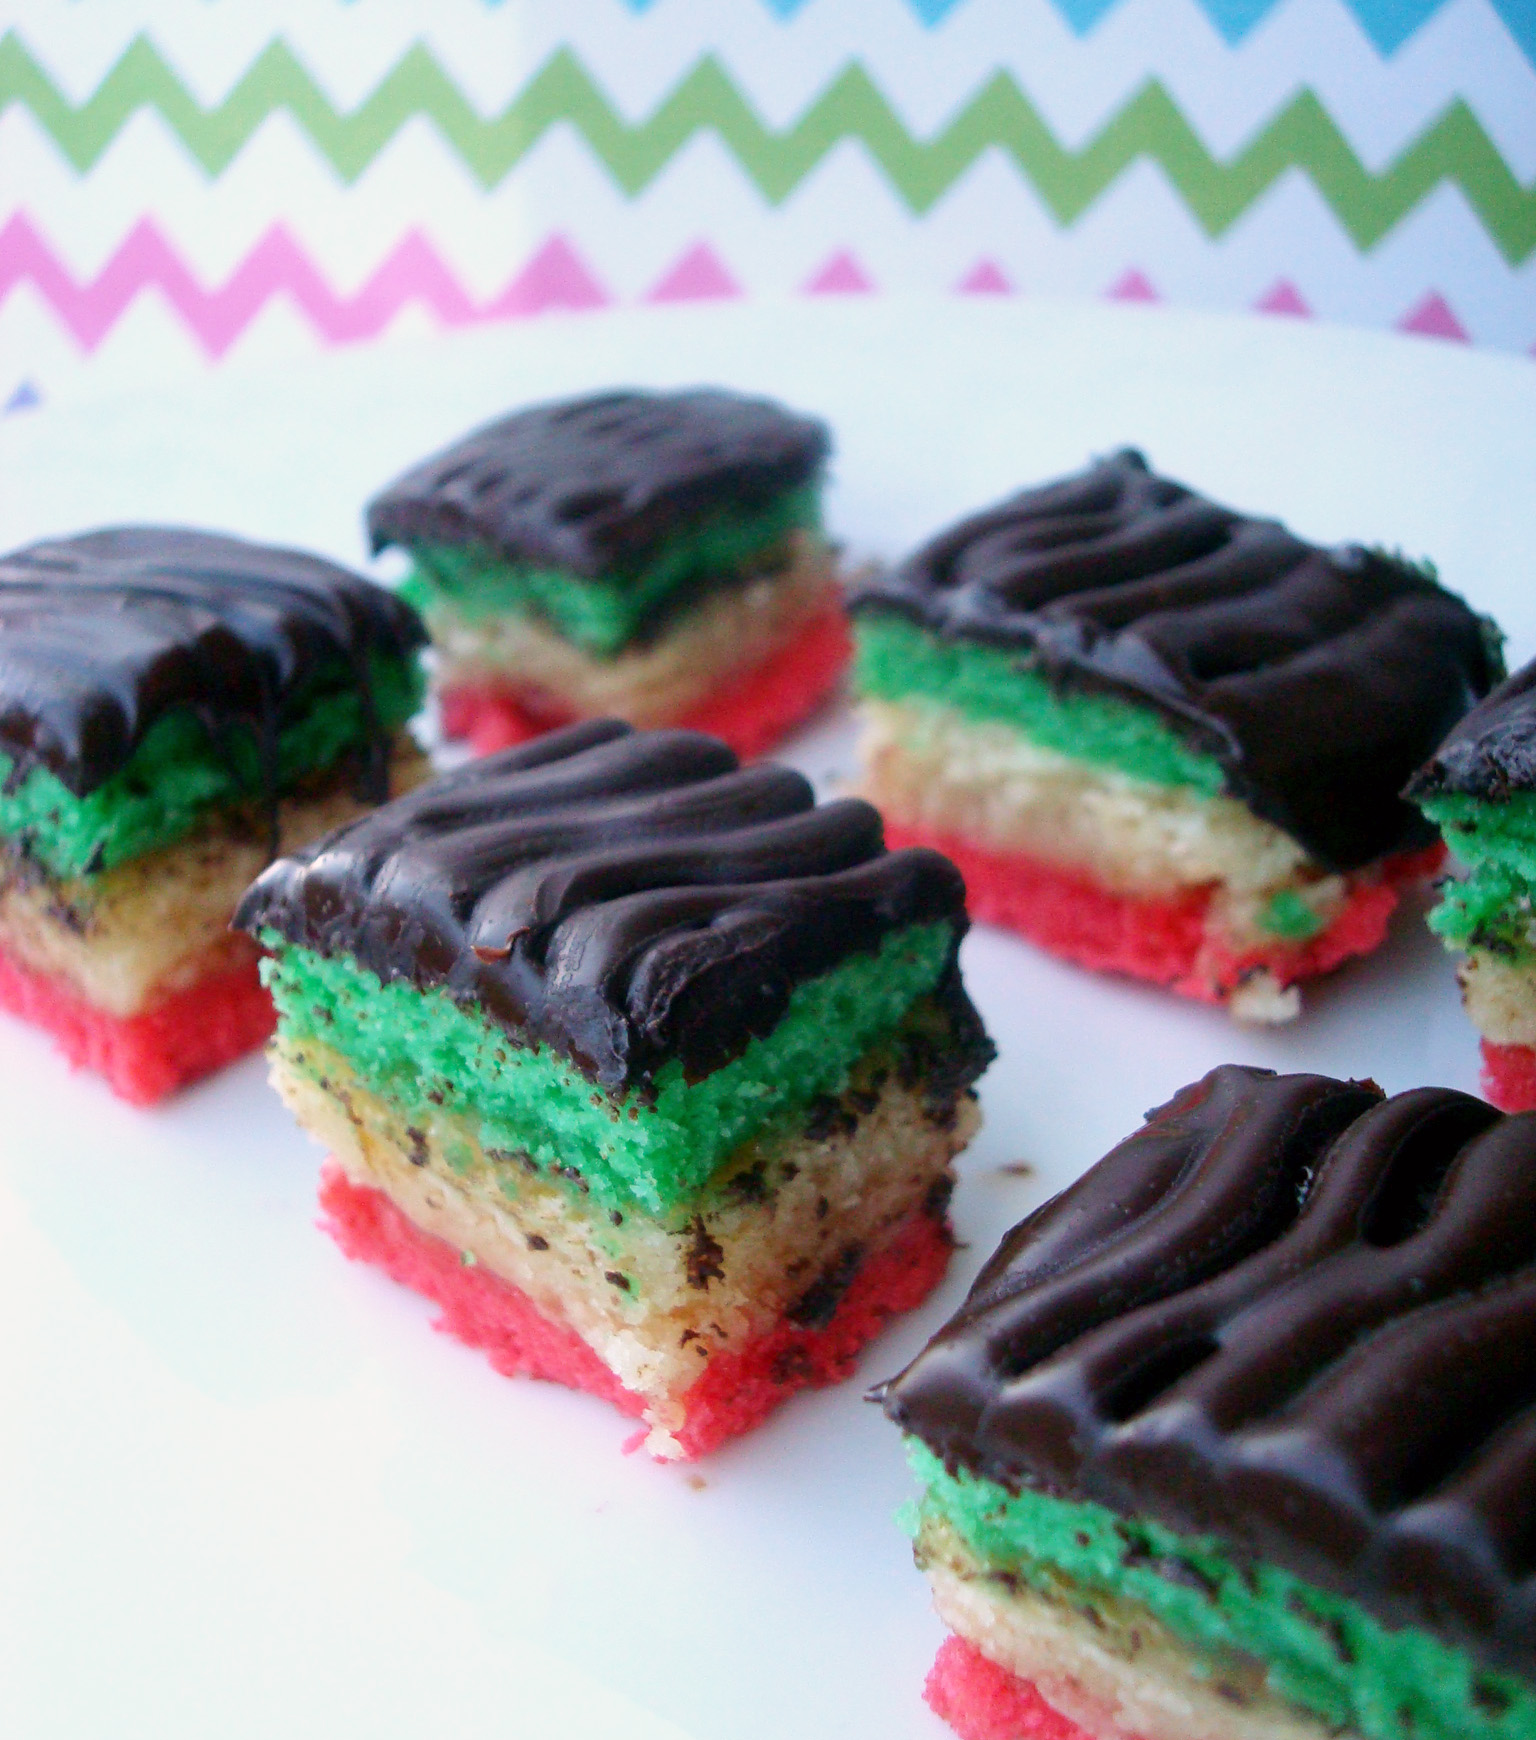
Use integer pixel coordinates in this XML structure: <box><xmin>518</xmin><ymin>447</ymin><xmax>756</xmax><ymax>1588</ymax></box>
<box><xmin>1</xmin><ymin>297</ymin><xmax>1534</xmax><ymax>1737</ymax></box>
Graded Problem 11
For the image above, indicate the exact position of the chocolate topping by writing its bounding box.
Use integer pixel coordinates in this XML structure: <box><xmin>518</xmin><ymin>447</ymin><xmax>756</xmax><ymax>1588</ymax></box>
<box><xmin>235</xmin><ymin>719</ymin><xmax>970</xmax><ymax>1092</ymax></box>
<box><xmin>366</xmin><ymin>388</ymin><xmax>830</xmax><ymax>577</ymax></box>
<box><xmin>1407</xmin><ymin>657</ymin><xmax>1536</xmax><ymax>805</ymax></box>
<box><xmin>853</xmin><ymin>450</ymin><xmax>1500</xmax><ymax>871</ymax></box>
<box><xmin>884</xmin><ymin>1064</ymin><xmax>1536</xmax><ymax>1677</ymax></box>
<box><xmin>0</xmin><ymin>526</ymin><xmax>425</xmax><ymax>800</ymax></box>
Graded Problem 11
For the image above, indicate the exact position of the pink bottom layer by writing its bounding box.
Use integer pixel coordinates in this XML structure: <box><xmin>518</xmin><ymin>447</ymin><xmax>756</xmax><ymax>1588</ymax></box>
<box><xmin>1481</xmin><ymin>1040</ymin><xmax>1536</xmax><ymax>1113</ymax></box>
<box><xmin>881</xmin><ymin>823</ymin><xmax>1443</xmax><ymax>1005</ymax></box>
<box><xmin>439</xmin><ymin>604</ymin><xmax>852</xmax><ymax>761</ymax></box>
<box><xmin>318</xmin><ymin>1163</ymin><xmax>952</xmax><ymax>1457</ymax></box>
<box><xmin>0</xmin><ymin>941</ymin><xmax>275</xmax><ymax>1104</ymax></box>
<box><xmin>925</xmin><ymin>1637</ymin><xmax>1098</xmax><ymax>1740</ymax></box>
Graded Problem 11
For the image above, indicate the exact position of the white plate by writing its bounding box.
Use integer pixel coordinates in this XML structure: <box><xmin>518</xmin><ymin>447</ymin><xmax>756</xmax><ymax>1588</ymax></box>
<box><xmin>2</xmin><ymin>298</ymin><xmax>1534</xmax><ymax>1740</ymax></box>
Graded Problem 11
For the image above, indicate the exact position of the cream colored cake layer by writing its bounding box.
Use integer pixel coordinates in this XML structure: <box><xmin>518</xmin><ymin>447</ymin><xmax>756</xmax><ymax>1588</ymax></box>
<box><xmin>430</xmin><ymin>535</ymin><xmax>839</xmax><ymax>724</ymax></box>
<box><xmin>275</xmin><ymin>1031</ymin><xmax>976</xmax><ymax>1455</ymax></box>
<box><xmin>1459</xmin><ymin>950</ymin><xmax>1536</xmax><ymax>1047</ymax></box>
<box><xmin>857</xmin><ymin>699</ymin><xmax>1361</xmax><ymax>959</ymax></box>
<box><xmin>921</xmin><ymin>1515</ymin><xmax>1347</xmax><ymax>1740</ymax></box>
<box><xmin>859</xmin><ymin>699</ymin><xmax>1330</xmax><ymax>903</ymax></box>
<box><xmin>0</xmin><ymin>744</ymin><xmax>429</xmax><ymax>1016</ymax></box>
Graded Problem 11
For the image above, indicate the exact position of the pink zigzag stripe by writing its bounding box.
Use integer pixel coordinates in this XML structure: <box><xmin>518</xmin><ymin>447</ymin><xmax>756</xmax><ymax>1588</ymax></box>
<box><xmin>957</xmin><ymin>258</ymin><xmax>1014</xmax><ymax>294</ymax></box>
<box><xmin>1</xmin><ymin>217</ymin><xmax>1522</xmax><ymax>363</ymax></box>
<box><xmin>646</xmin><ymin>242</ymin><xmax>741</xmax><ymax>302</ymax></box>
<box><xmin>1107</xmin><ymin>267</ymin><xmax>1160</xmax><ymax>302</ymax></box>
<box><xmin>1397</xmin><ymin>290</ymin><xmax>1469</xmax><ymax>342</ymax></box>
<box><xmin>804</xmin><ymin>250</ymin><xmax>876</xmax><ymax>294</ymax></box>
<box><xmin>1255</xmin><ymin>278</ymin><xmax>1312</xmax><ymax>316</ymax></box>
<box><xmin>0</xmin><ymin>214</ymin><xmax>609</xmax><ymax>357</ymax></box>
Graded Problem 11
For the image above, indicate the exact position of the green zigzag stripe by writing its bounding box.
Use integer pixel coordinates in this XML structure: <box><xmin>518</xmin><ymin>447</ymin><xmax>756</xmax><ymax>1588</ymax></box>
<box><xmin>3</xmin><ymin>33</ymin><xmax>1533</xmax><ymax>263</ymax></box>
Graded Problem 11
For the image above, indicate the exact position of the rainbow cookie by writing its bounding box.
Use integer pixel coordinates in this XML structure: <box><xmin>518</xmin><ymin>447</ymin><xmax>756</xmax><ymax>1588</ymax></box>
<box><xmin>235</xmin><ymin>720</ymin><xmax>993</xmax><ymax>1458</ymax></box>
<box><xmin>367</xmin><ymin>389</ymin><xmax>849</xmax><ymax>759</ymax></box>
<box><xmin>1409</xmin><ymin>661</ymin><xmax>1536</xmax><ymax>1111</ymax></box>
<box><xmin>0</xmin><ymin>527</ymin><xmax>427</xmax><ymax>1102</ymax></box>
<box><xmin>882</xmin><ymin>1063</ymin><xmax>1536</xmax><ymax>1740</ymax></box>
<box><xmin>850</xmin><ymin>450</ymin><xmax>1499</xmax><ymax>1019</ymax></box>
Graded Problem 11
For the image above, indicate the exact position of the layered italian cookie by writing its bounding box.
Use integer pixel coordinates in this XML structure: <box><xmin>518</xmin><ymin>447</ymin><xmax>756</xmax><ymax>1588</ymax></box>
<box><xmin>1408</xmin><ymin>662</ymin><xmax>1536</xmax><ymax>1112</ymax></box>
<box><xmin>235</xmin><ymin>720</ymin><xmax>993</xmax><ymax>1458</ymax></box>
<box><xmin>0</xmin><ymin>527</ymin><xmax>427</xmax><ymax>1103</ymax></box>
<box><xmin>851</xmin><ymin>450</ymin><xmax>1499</xmax><ymax>1020</ymax></box>
<box><xmin>367</xmin><ymin>388</ymin><xmax>850</xmax><ymax>760</ymax></box>
<box><xmin>881</xmin><ymin>1063</ymin><xmax>1536</xmax><ymax>1740</ymax></box>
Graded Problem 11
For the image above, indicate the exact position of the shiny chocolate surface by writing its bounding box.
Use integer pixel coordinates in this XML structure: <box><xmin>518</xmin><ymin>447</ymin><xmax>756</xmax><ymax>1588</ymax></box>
<box><xmin>0</xmin><ymin>525</ymin><xmax>425</xmax><ymax>799</ymax></box>
<box><xmin>236</xmin><ymin>720</ymin><xmax>976</xmax><ymax>1093</ymax></box>
<box><xmin>1409</xmin><ymin>656</ymin><xmax>1536</xmax><ymax>804</ymax></box>
<box><xmin>885</xmin><ymin>1062</ymin><xmax>1536</xmax><ymax>1675</ymax></box>
<box><xmin>366</xmin><ymin>388</ymin><xmax>829</xmax><ymax>577</ymax></box>
<box><xmin>854</xmin><ymin>450</ymin><xmax>1500</xmax><ymax>870</ymax></box>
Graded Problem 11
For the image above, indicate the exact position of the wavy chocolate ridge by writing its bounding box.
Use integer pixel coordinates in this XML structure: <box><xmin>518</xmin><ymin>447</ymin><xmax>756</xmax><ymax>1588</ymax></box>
<box><xmin>366</xmin><ymin>388</ymin><xmax>830</xmax><ymax>578</ymax></box>
<box><xmin>1408</xmin><ymin>657</ymin><xmax>1536</xmax><ymax>804</ymax></box>
<box><xmin>235</xmin><ymin>719</ymin><xmax>973</xmax><ymax>1093</ymax></box>
<box><xmin>884</xmin><ymin>1064</ymin><xmax>1536</xmax><ymax>1678</ymax></box>
<box><xmin>852</xmin><ymin>449</ymin><xmax>1499</xmax><ymax>871</ymax></box>
<box><xmin>0</xmin><ymin>526</ymin><xmax>426</xmax><ymax>800</ymax></box>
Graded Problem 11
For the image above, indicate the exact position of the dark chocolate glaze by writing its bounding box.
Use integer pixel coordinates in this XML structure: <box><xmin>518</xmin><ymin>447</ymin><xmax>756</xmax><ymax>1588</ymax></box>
<box><xmin>883</xmin><ymin>1063</ymin><xmax>1536</xmax><ymax>1680</ymax></box>
<box><xmin>853</xmin><ymin>450</ymin><xmax>1500</xmax><ymax>871</ymax></box>
<box><xmin>0</xmin><ymin>526</ymin><xmax>425</xmax><ymax>801</ymax></box>
<box><xmin>365</xmin><ymin>388</ymin><xmax>830</xmax><ymax>577</ymax></box>
<box><xmin>1407</xmin><ymin>657</ymin><xmax>1536</xmax><ymax>805</ymax></box>
<box><xmin>235</xmin><ymin>719</ymin><xmax>981</xmax><ymax>1094</ymax></box>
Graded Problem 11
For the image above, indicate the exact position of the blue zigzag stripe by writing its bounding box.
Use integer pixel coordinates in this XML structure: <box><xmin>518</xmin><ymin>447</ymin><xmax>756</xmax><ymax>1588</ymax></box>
<box><xmin>621</xmin><ymin>0</ymin><xmax>1535</xmax><ymax>66</ymax></box>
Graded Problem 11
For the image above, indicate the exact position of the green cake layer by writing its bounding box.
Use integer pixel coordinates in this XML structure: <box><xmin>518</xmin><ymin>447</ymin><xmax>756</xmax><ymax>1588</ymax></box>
<box><xmin>907</xmin><ymin>1441</ymin><xmax>1534</xmax><ymax>1740</ymax></box>
<box><xmin>1418</xmin><ymin>792</ymin><xmax>1536</xmax><ymax>959</ymax></box>
<box><xmin>1261</xmin><ymin>886</ymin><xmax>1328</xmax><ymax>940</ymax></box>
<box><xmin>262</xmin><ymin>918</ymin><xmax>956</xmax><ymax>1218</ymax></box>
<box><xmin>853</xmin><ymin>615</ymin><xmax>1227</xmax><ymax>796</ymax></box>
<box><xmin>404</xmin><ymin>483</ymin><xmax>822</xmax><ymax>658</ymax></box>
<box><xmin>0</xmin><ymin>654</ymin><xmax>423</xmax><ymax>881</ymax></box>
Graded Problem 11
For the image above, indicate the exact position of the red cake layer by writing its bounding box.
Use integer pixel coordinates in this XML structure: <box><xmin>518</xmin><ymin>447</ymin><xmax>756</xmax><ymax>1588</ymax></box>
<box><xmin>669</xmin><ymin>1203</ymin><xmax>952</xmax><ymax>1458</ymax></box>
<box><xmin>318</xmin><ymin>1162</ymin><xmax>950</xmax><ymax>1458</ymax></box>
<box><xmin>0</xmin><ymin>940</ymin><xmax>274</xmax><ymax>1104</ymax></box>
<box><xmin>439</xmin><ymin>603</ymin><xmax>851</xmax><ymax>761</ymax></box>
<box><xmin>881</xmin><ymin>822</ymin><xmax>1442</xmax><ymax>1005</ymax></box>
<box><xmin>924</xmin><ymin>1637</ymin><xmax>1098</xmax><ymax>1740</ymax></box>
<box><xmin>318</xmin><ymin>1161</ymin><xmax>642</xmax><ymax>1416</ymax></box>
<box><xmin>1481</xmin><ymin>1040</ymin><xmax>1536</xmax><ymax>1113</ymax></box>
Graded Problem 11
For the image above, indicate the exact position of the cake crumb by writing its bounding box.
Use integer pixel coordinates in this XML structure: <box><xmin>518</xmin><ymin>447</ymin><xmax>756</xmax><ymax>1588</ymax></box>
<box><xmin>1230</xmin><ymin>970</ymin><xmax>1302</xmax><ymax>1024</ymax></box>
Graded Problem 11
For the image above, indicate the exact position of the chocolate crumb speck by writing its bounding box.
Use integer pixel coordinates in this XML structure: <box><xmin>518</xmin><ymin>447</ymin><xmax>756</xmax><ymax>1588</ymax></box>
<box><xmin>722</xmin><ymin>1161</ymin><xmax>769</xmax><ymax>1206</ymax></box>
<box><xmin>1473</xmin><ymin>1681</ymin><xmax>1512</xmax><ymax>1716</ymax></box>
<box><xmin>804</xmin><ymin>1096</ymin><xmax>858</xmax><ymax>1143</ymax></box>
<box><xmin>788</xmin><ymin>1243</ymin><xmax>864</xmax><ymax>1328</ymax></box>
<box><xmin>685</xmin><ymin>1217</ymin><xmax>726</xmax><ymax>1290</ymax></box>
<box><xmin>770</xmin><ymin>1346</ymin><xmax>815</xmax><ymax>1386</ymax></box>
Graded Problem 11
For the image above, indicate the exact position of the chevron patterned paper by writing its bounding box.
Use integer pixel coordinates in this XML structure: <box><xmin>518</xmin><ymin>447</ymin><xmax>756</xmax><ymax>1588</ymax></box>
<box><xmin>2</xmin><ymin>0</ymin><xmax>1533</xmax><ymax>412</ymax></box>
